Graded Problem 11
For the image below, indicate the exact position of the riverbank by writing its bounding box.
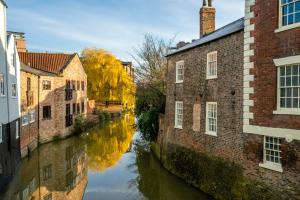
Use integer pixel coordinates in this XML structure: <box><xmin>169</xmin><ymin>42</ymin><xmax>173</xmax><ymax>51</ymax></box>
<box><xmin>150</xmin><ymin>141</ymin><xmax>296</xmax><ymax>200</ymax></box>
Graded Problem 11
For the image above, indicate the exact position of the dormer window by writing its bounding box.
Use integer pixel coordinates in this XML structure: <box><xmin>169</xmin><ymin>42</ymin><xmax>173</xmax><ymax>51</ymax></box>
<box><xmin>176</xmin><ymin>61</ymin><xmax>184</xmax><ymax>83</ymax></box>
<box><xmin>280</xmin><ymin>0</ymin><xmax>300</xmax><ymax>26</ymax></box>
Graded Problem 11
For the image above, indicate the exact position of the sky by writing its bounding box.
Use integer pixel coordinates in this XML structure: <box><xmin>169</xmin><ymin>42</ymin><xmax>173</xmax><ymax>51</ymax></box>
<box><xmin>7</xmin><ymin>0</ymin><xmax>244</xmax><ymax>62</ymax></box>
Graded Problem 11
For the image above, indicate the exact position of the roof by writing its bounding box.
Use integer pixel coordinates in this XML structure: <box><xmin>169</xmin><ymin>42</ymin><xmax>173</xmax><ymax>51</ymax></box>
<box><xmin>21</xmin><ymin>63</ymin><xmax>57</xmax><ymax>77</ymax></box>
<box><xmin>7</xmin><ymin>31</ymin><xmax>25</xmax><ymax>38</ymax></box>
<box><xmin>0</xmin><ymin>0</ymin><xmax>7</xmax><ymax>7</ymax></box>
<box><xmin>167</xmin><ymin>17</ymin><xmax>244</xmax><ymax>56</ymax></box>
<box><xmin>19</xmin><ymin>52</ymin><xmax>76</xmax><ymax>74</ymax></box>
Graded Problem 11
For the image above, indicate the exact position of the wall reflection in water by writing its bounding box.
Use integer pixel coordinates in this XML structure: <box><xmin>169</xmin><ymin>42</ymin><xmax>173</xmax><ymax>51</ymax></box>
<box><xmin>2</xmin><ymin>137</ymin><xmax>88</xmax><ymax>200</ymax></box>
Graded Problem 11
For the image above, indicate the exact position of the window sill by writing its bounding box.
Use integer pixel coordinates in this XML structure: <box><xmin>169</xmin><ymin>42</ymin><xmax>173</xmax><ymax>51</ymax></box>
<box><xmin>205</xmin><ymin>131</ymin><xmax>217</xmax><ymax>137</ymax></box>
<box><xmin>174</xmin><ymin>126</ymin><xmax>183</xmax><ymax>130</ymax></box>
<box><xmin>273</xmin><ymin>109</ymin><xmax>300</xmax><ymax>116</ymax></box>
<box><xmin>206</xmin><ymin>76</ymin><xmax>217</xmax><ymax>80</ymax></box>
<box><xmin>0</xmin><ymin>95</ymin><xmax>5</xmax><ymax>98</ymax></box>
<box><xmin>22</xmin><ymin>123</ymin><xmax>29</xmax><ymax>127</ymax></box>
<box><xmin>175</xmin><ymin>81</ymin><xmax>183</xmax><ymax>84</ymax></box>
<box><xmin>259</xmin><ymin>162</ymin><xmax>283</xmax><ymax>173</ymax></box>
<box><xmin>275</xmin><ymin>23</ymin><xmax>300</xmax><ymax>33</ymax></box>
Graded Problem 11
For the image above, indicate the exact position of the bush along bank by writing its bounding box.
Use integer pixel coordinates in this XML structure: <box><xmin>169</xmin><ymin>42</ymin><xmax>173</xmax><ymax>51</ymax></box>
<box><xmin>151</xmin><ymin>143</ymin><xmax>294</xmax><ymax>200</ymax></box>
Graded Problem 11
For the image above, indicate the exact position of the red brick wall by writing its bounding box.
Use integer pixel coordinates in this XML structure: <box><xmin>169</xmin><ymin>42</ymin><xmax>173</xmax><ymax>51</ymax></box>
<box><xmin>250</xmin><ymin>0</ymin><xmax>300</xmax><ymax>129</ymax></box>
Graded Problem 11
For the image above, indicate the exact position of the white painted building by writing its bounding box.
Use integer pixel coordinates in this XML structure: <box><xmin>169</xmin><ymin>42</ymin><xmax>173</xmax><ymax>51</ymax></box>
<box><xmin>0</xmin><ymin>0</ymin><xmax>21</xmax><ymax>182</ymax></box>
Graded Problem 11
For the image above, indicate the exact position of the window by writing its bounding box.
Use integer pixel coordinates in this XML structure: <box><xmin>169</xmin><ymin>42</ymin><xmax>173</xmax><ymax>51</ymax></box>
<box><xmin>280</xmin><ymin>0</ymin><xmax>300</xmax><ymax>26</ymax></box>
<box><xmin>73</xmin><ymin>103</ymin><xmax>76</xmax><ymax>114</ymax></box>
<box><xmin>22</xmin><ymin>114</ymin><xmax>29</xmax><ymax>126</ymax></box>
<box><xmin>207</xmin><ymin>51</ymin><xmax>217</xmax><ymax>79</ymax></box>
<box><xmin>0</xmin><ymin>74</ymin><xmax>4</xmax><ymax>96</ymax></box>
<box><xmin>175</xmin><ymin>101</ymin><xmax>183</xmax><ymax>129</ymax></box>
<box><xmin>279</xmin><ymin>64</ymin><xmax>300</xmax><ymax>109</ymax></box>
<box><xmin>29</xmin><ymin>111</ymin><xmax>35</xmax><ymax>123</ymax></box>
<box><xmin>43</xmin><ymin>164</ymin><xmax>52</xmax><ymax>180</ymax></box>
<box><xmin>81</xmin><ymin>102</ymin><xmax>85</xmax><ymax>113</ymax></box>
<box><xmin>12</xmin><ymin>83</ymin><xmax>17</xmax><ymax>97</ymax></box>
<box><xmin>77</xmin><ymin>103</ymin><xmax>80</xmax><ymax>114</ymax></box>
<box><xmin>81</xmin><ymin>81</ymin><xmax>85</xmax><ymax>91</ymax></box>
<box><xmin>206</xmin><ymin>102</ymin><xmax>217</xmax><ymax>136</ymax></box>
<box><xmin>176</xmin><ymin>61</ymin><xmax>184</xmax><ymax>83</ymax></box>
<box><xmin>42</xmin><ymin>80</ymin><xmax>51</xmax><ymax>90</ymax></box>
<box><xmin>0</xmin><ymin>125</ymin><xmax>2</xmax><ymax>143</ymax></box>
<box><xmin>43</xmin><ymin>106</ymin><xmax>51</xmax><ymax>119</ymax></box>
<box><xmin>77</xmin><ymin>81</ymin><xmax>80</xmax><ymax>91</ymax></box>
<box><xmin>27</xmin><ymin>78</ymin><xmax>31</xmax><ymax>91</ymax></box>
<box><xmin>16</xmin><ymin>121</ymin><xmax>19</xmax><ymax>139</ymax></box>
<box><xmin>264</xmin><ymin>136</ymin><xmax>282</xmax><ymax>165</ymax></box>
<box><xmin>72</xmin><ymin>80</ymin><xmax>76</xmax><ymax>90</ymax></box>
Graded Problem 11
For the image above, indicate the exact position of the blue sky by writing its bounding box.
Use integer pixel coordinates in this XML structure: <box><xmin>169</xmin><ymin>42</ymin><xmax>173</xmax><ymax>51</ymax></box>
<box><xmin>7</xmin><ymin>0</ymin><xmax>244</xmax><ymax>62</ymax></box>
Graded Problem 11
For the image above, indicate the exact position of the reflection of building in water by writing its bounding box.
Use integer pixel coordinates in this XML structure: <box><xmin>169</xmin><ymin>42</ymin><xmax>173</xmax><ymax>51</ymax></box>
<box><xmin>1</xmin><ymin>137</ymin><xmax>87</xmax><ymax>200</ymax></box>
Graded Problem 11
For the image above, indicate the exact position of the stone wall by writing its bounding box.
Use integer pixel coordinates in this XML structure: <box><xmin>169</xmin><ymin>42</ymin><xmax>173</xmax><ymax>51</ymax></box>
<box><xmin>164</xmin><ymin>31</ymin><xmax>244</xmax><ymax>165</ymax></box>
<box><xmin>20</xmin><ymin>71</ymin><xmax>39</xmax><ymax>158</ymax></box>
<box><xmin>39</xmin><ymin>55</ymin><xmax>87</xmax><ymax>143</ymax></box>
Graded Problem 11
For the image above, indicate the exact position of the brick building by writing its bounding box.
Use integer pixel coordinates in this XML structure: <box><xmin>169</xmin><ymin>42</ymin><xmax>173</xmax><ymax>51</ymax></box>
<box><xmin>19</xmin><ymin>52</ymin><xmax>88</xmax><ymax>144</ymax></box>
<box><xmin>163</xmin><ymin>0</ymin><xmax>245</xmax><ymax>168</ymax></box>
<box><xmin>243</xmin><ymin>0</ymin><xmax>300</xmax><ymax>194</ymax></box>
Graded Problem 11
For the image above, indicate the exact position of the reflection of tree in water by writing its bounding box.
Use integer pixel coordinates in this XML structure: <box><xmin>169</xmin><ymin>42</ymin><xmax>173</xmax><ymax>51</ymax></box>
<box><xmin>131</xmin><ymin>138</ymin><xmax>212</xmax><ymax>200</ymax></box>
<box><xmin>86</xmin><ymin>114</ymin><xmax>136</xmax><ymax>172</ymax></box>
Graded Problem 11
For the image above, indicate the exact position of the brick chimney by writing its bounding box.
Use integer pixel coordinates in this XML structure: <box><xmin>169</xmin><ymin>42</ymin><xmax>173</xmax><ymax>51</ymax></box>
<box><xmin>8</xmin><ymin>32</ymin><xmax>27</xmax><ymax>52</ymax></box>
<box><xmin>200</xmin><ymin>0</ymin><xmax>215</xmax><ymax>38</ymax></box>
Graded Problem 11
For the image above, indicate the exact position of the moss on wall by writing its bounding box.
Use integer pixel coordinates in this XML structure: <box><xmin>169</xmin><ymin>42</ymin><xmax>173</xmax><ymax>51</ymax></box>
<box><xmin>159</xmin><ymin>143</ymin><xmax>292</xmax><ymax>200</ymax></box>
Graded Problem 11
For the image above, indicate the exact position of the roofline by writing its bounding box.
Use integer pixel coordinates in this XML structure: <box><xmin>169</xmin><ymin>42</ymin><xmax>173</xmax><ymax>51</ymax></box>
<box><xmin>166</xmin><ymin>18</ymin><xmax>244</xmax><ymax>57</ymax></box>
<box><xmin>7</xmin><ymin>31</ymin><xmax>25</xmax><ymax>35</ymax></box>
<box><xmin>59</xmin><ymin>53</ymin><xmax>78</xmax><ymax>73</ymax></box>
<box><xmin>21</xmin><ymin>63</ymin><xmax>58</xmax><ymax>77</ymax></box>
<box><xmin>1</xmin><ymin>0</ymin><xmax>7</xmax><ymax>8</ymax></box>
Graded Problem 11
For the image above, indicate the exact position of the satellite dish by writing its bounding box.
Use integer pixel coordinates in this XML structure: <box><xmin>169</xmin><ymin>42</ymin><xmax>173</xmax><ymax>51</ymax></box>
<box><xmin>285</xmin><ymin>134</ymin><xmax>293</xmax><ymax>143</ymax></box>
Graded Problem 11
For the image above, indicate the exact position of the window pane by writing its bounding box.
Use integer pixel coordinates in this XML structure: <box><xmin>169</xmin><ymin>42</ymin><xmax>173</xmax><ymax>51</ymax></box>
<box><xmin>296</xmin><ymin>1</ymin><xmax>300</xmax><ymax>11</ymax></box>
<box><xmin>280</xmin><ymin>77</ymin><xmax>286</xmax><ymax>87</ymax></box>
<box><xmin>293</xmin><ymin>98</ymin><xmax>299</xmax><ymax>108</ymax></box>
<box><xmin>295</xmin><ymin>12</ymin><xmax>300</xmax><ymax>23</ymax></box>
<box><xmin>288</xmin><ymin>3</ymin><xmax>295</xmax><ymax>13</ymax></box>
<box><xmin>286</xmin><ymin>77</ymin><xmax>292</xmax><ymax>86</ymax></box>
<box><xmin>287</xmin><ymin>98</ymin><xmax>292</xmax><ymax>108</ymax></box>
<box><xmin>283</xmin><ymin>5</ymin><xmax>288</xmax><ymax>15</ymax></box>
<box><xmin>283</xmin><ymin>16</ymin><xmax>288</xmax><ymax>26</ymax></box>
<box><xmin>288</xmin><ymin>14</ymin><xmax>294</xmax><ymax>24</ymax></box>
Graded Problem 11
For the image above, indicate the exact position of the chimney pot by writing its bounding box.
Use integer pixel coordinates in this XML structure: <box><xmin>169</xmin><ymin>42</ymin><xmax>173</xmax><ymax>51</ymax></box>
<box><xmin>200</xmin><ymin>0</ymin><xmax>216</xmax><ymax>38</ymax></box>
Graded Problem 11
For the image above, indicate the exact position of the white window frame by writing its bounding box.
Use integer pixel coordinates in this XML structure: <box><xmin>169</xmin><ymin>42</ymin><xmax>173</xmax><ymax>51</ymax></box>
<box><xmin>11</xmin><ymin>83</ymin><xmax>17</xmax><ymax>98</ymax></box>
<box><xmin>175</xmin><ymin>61</ymin><xmax>184</xmax><ymax>83</ymax></box>
<box><xmin>206</xmin><ymin>51</ymin><xmax>218</xmax><ymax>79</ymax></box>
<box><xmin>16</xmin><ymin>121</ymin><xmax>19</xmax><ymax>139</ymax></box>
<box><xmin>0</xmin><ymin>124</ymin><xmax>2</xmax><ymax>143</ymax></box>
<box><xmin>22</xmin><ymin>114</ymin><xmax>29</xmax><ymax>126</ymax></box>
<box><xmin>175</xmin><ymin>101</ymin><xmax>183</xmax><ymax>129</ymax></box>
<box><xmin>29</xmin><ymin>111</ymin><xmax>35</xmax><ymax>123</ymax></box>
<box><xmin>0</xmin><ymin>73</ymin><xmax>5</xmax><ymax>97</ymax></box>
<box><xmin>205</xmin><ymin>102</ymin><xmax>217</xmax><ymax>136</ymax></box>
<box><xmin>276</xmin><ymin>0</ymin><xmax>300</xmax><ymax>33</ymax></box>
<box><xmin>259</xmin><ymin>136</ymin><xmax>283</xmax><ymax>173</ymax></box>
<box><xmin>273</xmin><ymin>57</ymin><xmax>300</xmax><ymax>115</ymax></box>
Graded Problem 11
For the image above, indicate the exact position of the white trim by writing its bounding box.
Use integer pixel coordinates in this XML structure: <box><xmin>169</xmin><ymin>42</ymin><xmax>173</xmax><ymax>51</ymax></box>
<box><xmin>29</xmin><ymin>111</ymin><xmax>35</xmax><ymax>123</ymax></box>
<box><xmin>273</xmin><ymin>109</ymin><xmax>300</xmax><ymax>115</ymax></box>
<box><xmin>273</xmin><ymin>55</ymin><xmax>300</xmax><ymax>66</ymax></box>
<box><xmin>259</xmin><ymin>162</ymin><xmax>283</xmax><ymax>173</ymax></box>
<box><xmin>244</xmin><ymin>125</ymin><xmax>300</xmax><ymax>141</ymax></box>
<box><xmin>0</xmin><ymin>124</ymin><xmax>2</xmax><ymax>143</ymax></box>
<box><xmin>175</xmin><ymin>60</ymin><xmax>184</xmax><ymax>83</ymax></box>
<box><xmin>205</xmin><ymin>102</ymin><xmax>217</xmax><ymax>136</ymax></box>
<box><xmin>206</xmin><ymin>51</ymin><xmax>218</xmax><ymax>80</ymax></box>
<box><xmin>275</xmin><ymin>23</ymin><xmax>300</xmax><ymax>33</ymax></box>
<box><xmin>175</xmin><ymin>101</ymin><xmax>183</xmax><ymax>129</ymax></box>
<box><xmin>16</xmin><ymin>121</ymin><xmax>19</xmax><ymax>139</ymax></box>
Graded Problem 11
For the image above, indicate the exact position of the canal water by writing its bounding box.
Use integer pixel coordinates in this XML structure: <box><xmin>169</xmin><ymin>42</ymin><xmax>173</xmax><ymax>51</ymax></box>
<box><xmin>0</xmin><ymin>114</ymin><xmax>211</xmax><ymax>200</ymax></box>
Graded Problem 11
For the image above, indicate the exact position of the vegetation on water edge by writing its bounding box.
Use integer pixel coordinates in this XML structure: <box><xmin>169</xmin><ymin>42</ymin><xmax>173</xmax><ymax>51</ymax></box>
<box><xmin>158</xmin><ymin>143</ymin><xmax>293</xmax><ymax>200</ymax></box>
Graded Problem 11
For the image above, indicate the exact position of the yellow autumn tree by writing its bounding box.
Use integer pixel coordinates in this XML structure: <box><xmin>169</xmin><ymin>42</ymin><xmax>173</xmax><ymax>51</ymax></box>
<box><xmin>81</xmin><ymin>48</ymin><xmax>135</xmax><ymax>108</ymax></box>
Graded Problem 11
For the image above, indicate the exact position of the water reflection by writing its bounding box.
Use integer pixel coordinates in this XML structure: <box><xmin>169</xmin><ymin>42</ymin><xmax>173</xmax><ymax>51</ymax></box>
<box><xmin>1</xmin><ymin>137</ymin><xmax>88</xmax><ymax>200</ymax></box>
<box><xmin>1</xmin><ymin>114</ymin><xmax>210</xmax><ymax>200</ymax></box>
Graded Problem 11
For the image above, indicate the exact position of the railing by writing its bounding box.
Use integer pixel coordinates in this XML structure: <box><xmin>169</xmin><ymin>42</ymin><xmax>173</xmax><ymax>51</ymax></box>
<box><xmin>65</xmin><ymin>89</ymin><xmax>73</xmax><ymax>101</ymax></box>
<box><xmin>65</xmin><ymin>114</ymin><xmax>73</xmax><ymax>127</ymax></box>
<box><xmin>26</xmin><ymin>91</ymin><xmax>34</xmax><ymax>106</ymax></box>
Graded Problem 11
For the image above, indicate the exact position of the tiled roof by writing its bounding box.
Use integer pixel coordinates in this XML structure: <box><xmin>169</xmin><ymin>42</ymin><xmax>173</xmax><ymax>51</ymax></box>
<box><xmin>167</xmin><ymin>17</ymin><xmax>244</xmax><ymax>56</ymax></box>
<box><xmin>19</xmin><ymin>52</ymin><xmax>76</xmax><ymax>74</ymax></box>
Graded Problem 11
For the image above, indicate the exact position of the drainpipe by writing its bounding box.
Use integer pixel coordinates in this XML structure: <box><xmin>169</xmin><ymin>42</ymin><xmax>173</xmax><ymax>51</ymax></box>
<box><xmin>37</xmin><ymin>75</ymin><xmax>40</xmax><ymax>145</ymax></box>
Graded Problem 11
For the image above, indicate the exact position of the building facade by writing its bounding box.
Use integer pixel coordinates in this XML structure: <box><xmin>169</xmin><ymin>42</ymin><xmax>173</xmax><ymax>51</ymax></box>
<box><xmin>162</xmin><ymin>0</ymin><xmax>245</xmax><ymax>177</ymax></box>
<box><xmin>19</xmin><ymin>52</ymin><xmax>88</xmax><ymax>144</ymax></box>
<box><xmin>0</xmin><ymin>0</ymin><xmax>21</xmax><ymax>192</ymax></box>
<box><xmin>243</xmin><ymin>0</ymin><xmax>300</xmax><ymax>195</ymax></box>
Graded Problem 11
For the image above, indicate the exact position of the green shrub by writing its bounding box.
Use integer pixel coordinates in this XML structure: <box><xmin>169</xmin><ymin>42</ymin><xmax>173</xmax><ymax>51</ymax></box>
<box><xmin>162</xmin><ymin>144</ymin><xmax>291</xmax><ymax>200</ymax></box>
<box><xmin>73</xmin><ymin>115</ymin><xmax>88</xmax><ymax>134</ymax></box>
<box><xmin>104</xmin><ymin>112</ymin><xmax>111</xmax><ymax>121</ymax></box>
<box><xmin>98</xmin><ymin>112</ymin><xmax>106</xmax><ymax>123</ymax></box>
<box><xmin>137</xmin><ymin>108</ymin><xmax>159</xmax><ymax>141</ymax></box>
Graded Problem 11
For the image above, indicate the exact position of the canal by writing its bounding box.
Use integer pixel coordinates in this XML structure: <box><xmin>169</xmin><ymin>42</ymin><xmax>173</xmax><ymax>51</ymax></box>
<box><xmin>1</xmin><ymin>114</ymin><xmax>211</xmax><ymax>200</ymax></box>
